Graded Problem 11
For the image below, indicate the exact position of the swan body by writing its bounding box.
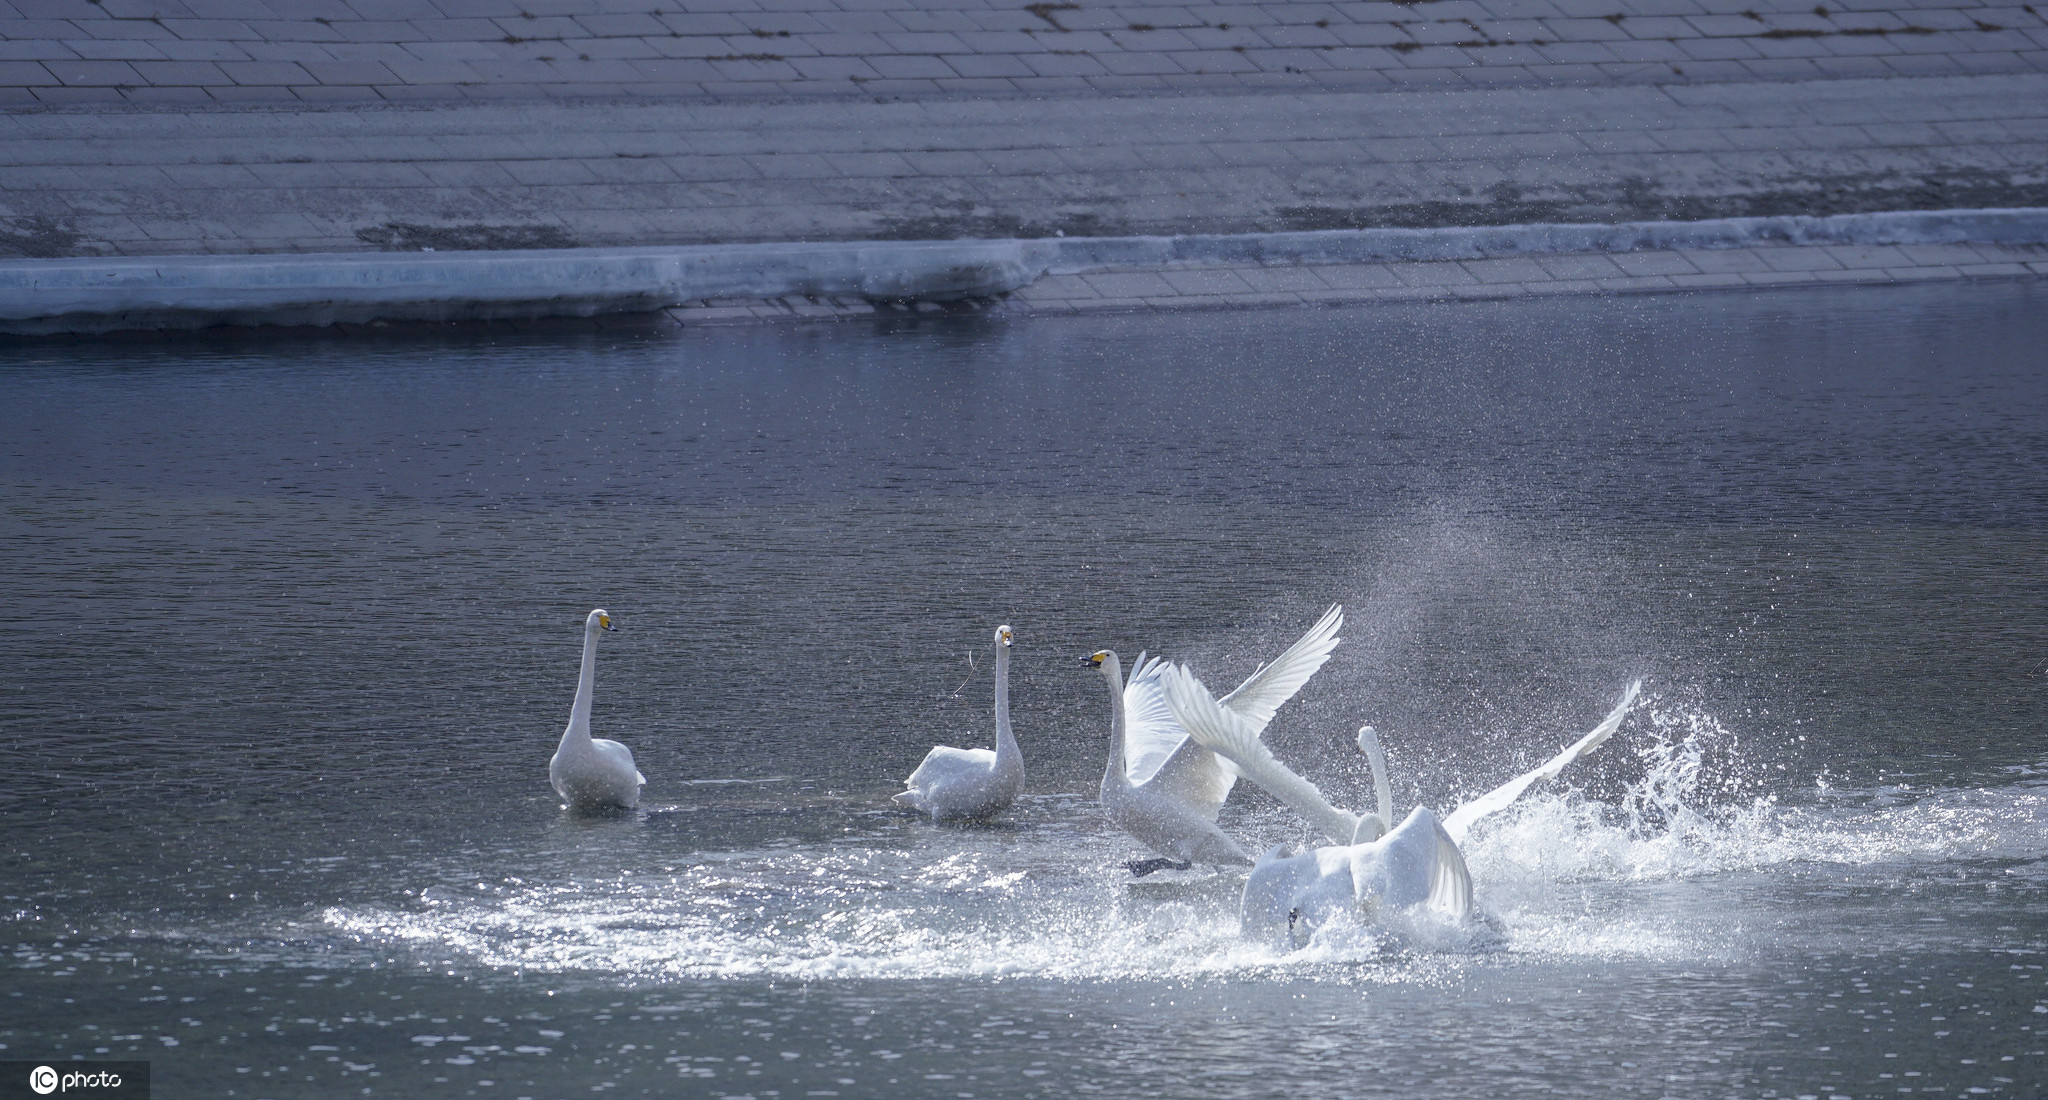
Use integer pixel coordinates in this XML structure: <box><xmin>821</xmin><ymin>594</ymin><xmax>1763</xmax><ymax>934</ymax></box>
<box><xmin>895</xmin><ymin>625</ymin><xmax>1023</xmax><ymax>821</ymax></box>
<box><xmin>1241</xmin><ymin>805</ymin><xmax>1474</xmax><ymax>943</ymax></box>
<box><xmin>1161</xmin><ymin>666</ymin><xmax>1641</xmax><ymax>939</ymax></box>
<box><xmin>1088</xmin><ymin>650</ymin><xmax>1251</xmax><ymax>871</ymax></box>
<box><xmin>549</xmin><ymin>608</ymin><xmax>645</xmax><ymax>812</ymax></box>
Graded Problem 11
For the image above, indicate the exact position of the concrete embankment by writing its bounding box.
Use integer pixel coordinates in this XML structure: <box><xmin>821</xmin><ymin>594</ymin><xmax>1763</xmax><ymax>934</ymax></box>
<box><xmin>3</xmin><ymin>0</ymin><xmax>2046</xmax><ymax>334</ymax></box>
<box><xmin>5</xmin><ymin>209</ymin><xmax>2047</xmax><ymax>335</ymax></box>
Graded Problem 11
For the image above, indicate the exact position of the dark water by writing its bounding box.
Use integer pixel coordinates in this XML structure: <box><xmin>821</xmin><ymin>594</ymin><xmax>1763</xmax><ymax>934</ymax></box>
<box><xmin>3</xmin><ymin>281</ymin><xmax>2046</xmax><ymax>1099</ymax></box>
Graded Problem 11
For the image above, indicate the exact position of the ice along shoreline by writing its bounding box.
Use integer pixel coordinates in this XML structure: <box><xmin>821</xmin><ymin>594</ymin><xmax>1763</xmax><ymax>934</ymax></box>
<box><xmin>3</xmin><ymin>207</ymin><xmax>2046</xmax><ymax>337</ymax></box>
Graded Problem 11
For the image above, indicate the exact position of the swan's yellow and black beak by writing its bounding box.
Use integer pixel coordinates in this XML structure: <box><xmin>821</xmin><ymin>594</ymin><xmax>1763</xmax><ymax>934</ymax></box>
<box><xmin>599</xmin><ymin>613</ymin><xmax>616</xmax><ymax>632</ymax></box>
<box><xmin>1080</xmin><ymin>651</ymin><xmax>1106</xmax><ymax>668</ymax></box>
<box><xmin>998</xmin><ymin>627</ymin><xmax>1014</xmax><ymax>647</ymax></box>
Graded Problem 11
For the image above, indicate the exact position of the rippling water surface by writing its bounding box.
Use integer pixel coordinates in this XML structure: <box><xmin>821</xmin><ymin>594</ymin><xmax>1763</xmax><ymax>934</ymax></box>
<box><xmin>4</xmin><ymin>282</ymin><xmax>2047</xmax><ymax>1099</ymax></box>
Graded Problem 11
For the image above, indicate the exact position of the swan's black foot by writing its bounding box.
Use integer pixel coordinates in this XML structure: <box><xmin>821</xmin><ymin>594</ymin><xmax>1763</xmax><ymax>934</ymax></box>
<box><xmin>1124</xmin><ymin>858</ymin><xmax>1193</xmax><ymax>877</ymax></box>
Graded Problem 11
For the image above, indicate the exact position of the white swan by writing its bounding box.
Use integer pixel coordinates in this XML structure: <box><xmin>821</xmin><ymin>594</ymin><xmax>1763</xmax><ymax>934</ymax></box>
<box><xmin>895</xmin><ymin>625</ymin><xmax>1023</xmax><ymax>821</ymax></box>
<box><xmin>1161</xmin><ymin>667</ymin><xmax>1641</xmax><ymax>940</ymax></box>
<box><xmin>1090</xmin><ymin>605</ymin><xmax>1348</xmax><ymax>875</ymax></box>
<box><xmin>1087</xmin><ymin>649</ymin><xmax>1251</xmax><ymax>873</ymax></box>
<box><xmin>548</xmin><ymin>608</ymin><xmax>645</xmax><ymax>812</ymax></box>
<box><xmin>1118</xmin><ymin>605</ymin><xmax>1345</xmax><ymax>820</ymax></box>
<box><xmin>1239</xmin><ymin>803</ymin><xmax>1475</xmax><ymax>942</ymax></box>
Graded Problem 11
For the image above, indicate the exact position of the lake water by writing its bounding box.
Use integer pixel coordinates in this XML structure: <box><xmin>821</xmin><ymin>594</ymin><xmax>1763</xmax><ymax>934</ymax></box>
<box><xmin>3</xmin><ymin>281</ymin><xmax>2046</xmax><ymax>1099</ymax></box>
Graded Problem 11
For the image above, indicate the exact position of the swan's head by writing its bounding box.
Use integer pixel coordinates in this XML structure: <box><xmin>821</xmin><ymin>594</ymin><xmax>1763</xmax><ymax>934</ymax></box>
<box><xmin>1080</xmin><ymin>649</ymin><xmax>1120</xmax><ymax>680</ymax></box>
<box><xmin>995</xmin><ymin>625</ymin><xmax>1014</xmax><ymax>648</ymax></box>
<box><xmin>586</xmin><ymin>609</ymin><xmax>616</xmax><ymax>633</ymax></box>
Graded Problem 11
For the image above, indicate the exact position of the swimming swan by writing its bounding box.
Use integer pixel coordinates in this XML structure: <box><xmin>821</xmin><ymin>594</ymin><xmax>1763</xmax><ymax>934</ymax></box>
<box><xmin>548</xmin><ymin>608</ymin><xmax>645</xmax><ymax>812</ymax></box>
<box><xmin>1161</xmin><ymin>668</ymin><xmax>1641</xmax><ymax>939</ymax></box>
<box><xmin>1089</xmin><ymin>605</ymin><xmax>1347</xmax><ymax>875</ymax></box>
<box><xmin>895</xmin><ymin>625</ymin><xmax>1023</xmax><ymax>821</ymax></box>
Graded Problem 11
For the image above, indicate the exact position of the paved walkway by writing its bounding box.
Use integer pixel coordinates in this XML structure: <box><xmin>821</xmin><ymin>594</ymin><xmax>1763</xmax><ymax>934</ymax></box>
<box><xmin>4</xmin><ymin>71</ymin><xmax>2047</xmax><ymax>259</ymax></box>
<box><xmin>2</xmin><ymin>0</ymin><xmax>2044</xmax><ymax>104</ymax></box>
<box><xmin>3</xmin><ymin>0</ymin><xmax>2046</xmax><ymax>326</ymax></box>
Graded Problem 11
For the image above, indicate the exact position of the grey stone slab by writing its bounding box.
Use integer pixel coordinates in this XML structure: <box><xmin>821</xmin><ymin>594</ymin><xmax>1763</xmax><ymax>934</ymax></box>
<box><xmin>1668</xmin><ymin>271</ymin><xmax>1755</xmax><ymax>287</ymax></box>
<box><xmin>1680</xmin><ymin>247</ymin><xmax>1774</xmax><ymax>272</ymax></box>
<box><xmin>1300</xmin><ymin>263</ymin><xmax>1398</xmax><ymax>289</ymax></box>
<box><xmin>1391</xmin><ymin>260</ymin><xmax>1479</xmax><ymax>286</ymax></box>
<box><xmin>41</xmin><ymin>58</ymin><xmax>145</xmax><ymax>84</ymax></box>
<box><xmin>1536</xmin><ymin>252</ymin><xmax>1626</xmax><ymax>278</ymax></box>
<box><xmin>1233</xmin><ymin>265</ymin><xmax>1333</xmax><ymax>292</ymax></box>
<box><xmin>1887</xmin><ymin>264</ymin><xmax>1964</xmax><ymax>279</ymax></box>
<box><xmin>1159</xmin><ymin>267</ymin><xmax>1259</xmax><ymax>294</ymax></box>
<box><xmin>1822</xmin><ymin>242</ymin><xmax>1915</xmax><ymax>266</ymax></box>
<box><xmin>1013</xmin><ymin>273</ymin><xmax>1099</xmax><ymax>301</ymax></box>
<box><xmin>1462</xmin><ymin>256</ymin><xmax>1553</xmax><ymax>282</ymax></box>
<box><xmin>1755</xmin><ymin>245</ymin><xmax>1847</xmax><ymax>270</ymax></box>
<box><xmin>1610</xmin><ymin>250</ymin><xmax>1701</xmax><ymax>275</ymax></box>
<box><xmin>0</xmin><ymin>61</ymin><xmax>59</xmax><ymax>85</ymax></box>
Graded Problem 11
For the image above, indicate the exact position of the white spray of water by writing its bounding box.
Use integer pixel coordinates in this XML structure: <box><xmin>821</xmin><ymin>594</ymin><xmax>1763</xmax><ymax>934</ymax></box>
<box><xmin>322</xmin><ymin>700</ymin><xmax>2048</xmax><ymax>982</ymax></box>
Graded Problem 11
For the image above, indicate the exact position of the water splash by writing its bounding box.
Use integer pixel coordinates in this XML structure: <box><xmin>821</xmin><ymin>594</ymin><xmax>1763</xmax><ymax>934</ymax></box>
<box><xmin>1467</xmin><ymin>701</ymin><xmax>2048</xmax><ymax>889</ymax></box>
<box><xmin>317</xmin><ymin>702</ymin><xmax>2048</xmax><ymax>983</ymax></box>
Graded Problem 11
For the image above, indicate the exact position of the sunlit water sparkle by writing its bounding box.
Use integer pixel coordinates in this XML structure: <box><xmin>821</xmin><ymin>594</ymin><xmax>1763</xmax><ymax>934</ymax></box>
<box><xmin>5</xmin><ymin>281</ymin><xmax>2047</xmax><ymax>1098</ymax></box>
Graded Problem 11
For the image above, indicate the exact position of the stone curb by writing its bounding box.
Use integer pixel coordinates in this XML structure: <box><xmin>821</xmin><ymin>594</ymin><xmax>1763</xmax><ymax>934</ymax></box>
<box><xmin>4</xmin><ymin>208</ymin><xmax>2046</xmax><ymax>336</ymax></box>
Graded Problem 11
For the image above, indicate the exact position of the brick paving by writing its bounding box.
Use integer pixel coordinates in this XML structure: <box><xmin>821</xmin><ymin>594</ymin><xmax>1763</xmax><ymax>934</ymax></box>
<box><xmin>1</xmin><ymin>0</ymin><xmax>2045</xmax><ymax>105</ymax></box>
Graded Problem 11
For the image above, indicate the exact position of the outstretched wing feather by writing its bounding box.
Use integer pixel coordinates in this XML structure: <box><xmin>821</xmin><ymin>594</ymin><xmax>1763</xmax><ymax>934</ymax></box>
<box><xmin>1441</xmin><ymin>680</ymin><xmax>1643</xmax><ymax>844</ymax></box>
<box><xmin>1215</xmin><ymin>604</ymin><xmax>1344</xmax><ymax>730</ymax></box>
<box><xmin>1428</xmin><ymin>817</ymin><xmax>1474</xmax><ymax>919</ymax></box>
<box><xmin>1124</xmin><ymin>653</ymin><xmax>1236</xmax><ymax>816</ymax></box>
<box><xmin>1120</xmin><ymin>653</ymin><xmax>1181</xmax><ymax>780</ymax></box>
<box><xmin>1161</xmin><ymin>663</ymin><xmax>1362</xmax><ymax>846</ymax></box>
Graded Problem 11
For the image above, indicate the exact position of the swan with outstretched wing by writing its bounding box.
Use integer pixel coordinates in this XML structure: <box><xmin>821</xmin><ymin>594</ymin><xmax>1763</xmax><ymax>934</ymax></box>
<box><xmin>1090</xmin><ymin>605</ymin><xmax>1345</xmax><ymax>875</ymax></box>
<box><xmin>1160</xmin><ymin>665</ymin><xmax>1641</xmax><ymax>940</ymax></box>
<box><xmin>1119</xmin><ymin>604</ymin><xmax>1343</xmax><ymax>818</ymax></box>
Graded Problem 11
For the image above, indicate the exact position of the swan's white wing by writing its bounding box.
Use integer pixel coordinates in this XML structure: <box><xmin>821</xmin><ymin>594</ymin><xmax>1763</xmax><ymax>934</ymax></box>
<box><xmin>1441</xmin><ymin>679</ymin><xmax>1643</xmax><ymax>844</ymax></box>
<box><xmin>1122</xmin><ymin>607</ymin><xmax>1342</xmax><ymax>810</ymax></box>
<box><xmin>1215</xmin><ymin>604</ymin><xmax>1344</xmax><ymax>730</ymax></box>
<box><xmin>905</xmin><ymin>745</ymin><xmax>996</xmax><ymax>790</ymax></box>
<box><xmin>1359</xmin><ymin>806</ymin><xmax>1471</xmax><ymax>918</ymax></box>
<box><xmin>1122</xmin><ymin>654</ymin><xmax>1237</xmax><ymax>817</ymax></box>
<box><xmin>1120</xmin><ymin>653</ymin><xmax>1179</xmax><ymax>782</ymax></box>
<box><xmin>1137</xmin><ymin>738</ymin><xmax>1238</xmax><ymax>819</ymax></box>
<box><xmin>1161</xmin><ymin>663</ymin><xmax>1362</xmax><ymax>846</ymax></box>
<box><xmin>1428</xmin><ymin>816</ymin><xmax>1474</xmax><ymax>919</ymax></box>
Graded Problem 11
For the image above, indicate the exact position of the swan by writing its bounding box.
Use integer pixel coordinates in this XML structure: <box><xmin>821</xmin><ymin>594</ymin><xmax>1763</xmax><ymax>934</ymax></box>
<box><xmin>1160</xmin><ymin>666</ymin><xmax>1641</xmax><ymax>941</ymax></box>
<box><xmin>1087</xmin><ymin>650</ymin><xmax>1252</xmax><ymax>874</ymax></box>
<box><xmin>548</xmin><ymin>608</ymin><xmax>646</xmax><ymax>812</ymax></box>
<box><xmin>894</xmin><ymin>625</ymin><xmax>1024</xmax><ymax>821</ymax></box>
<box><xmin>1089</xmin><ymin>605</ymin><xmax>1347</xmax><ymax>875</ymax></box>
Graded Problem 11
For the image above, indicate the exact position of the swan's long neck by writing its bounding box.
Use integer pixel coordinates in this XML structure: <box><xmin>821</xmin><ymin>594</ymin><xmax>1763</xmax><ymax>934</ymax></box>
<box><xmin>562</xmin><ymin>622</ymin><xmax>599</xmax><ymax>749</ymax></box>
<box><xmin>993</xmin><ymin>645</ymin><xmax>1017</xmax><ymax>765</ymax></box>
<box><xmin>1099</xmin><ymin>657</ymin><xmax>1130</xmax><ymax>795</ymax></box>
<box><xmin>1346</xmin><ymin>725</ymin><xmax>1394</xmax><ymax>844</ymax></box>
<box><xmin>1359</xmin><ymin>726</ymin><xmax>1393</xmax><ymax>824</ymax></box>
